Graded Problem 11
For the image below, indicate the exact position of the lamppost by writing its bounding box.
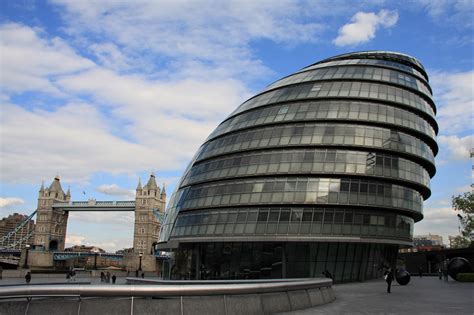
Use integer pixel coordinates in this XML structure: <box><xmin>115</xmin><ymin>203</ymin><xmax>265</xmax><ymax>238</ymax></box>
<box><xmin>138</xmin><ymin>253</ymin><xmax>143</xmax><ymax>272</ymax></box>
<box><xmin>94</xmin><ymin>252</ymin><xmax>98</xmax><ymax>270</ymax></box>
<box><xmin>23</xmin><ymin>244</ymin><xmax>30</xmax><ymax>269</ymax></box>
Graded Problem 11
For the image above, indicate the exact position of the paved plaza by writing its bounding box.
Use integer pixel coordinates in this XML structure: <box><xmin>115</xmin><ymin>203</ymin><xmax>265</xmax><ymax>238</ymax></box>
<box><xmin>284</xmin><ymin>276</ymin><xmax>474</xmax><ymax>314</ymax></box>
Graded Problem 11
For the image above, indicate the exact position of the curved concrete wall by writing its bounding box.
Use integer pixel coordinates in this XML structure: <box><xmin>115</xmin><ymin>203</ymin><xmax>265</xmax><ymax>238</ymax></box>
<box><xmin>0</xmin><ymin>278</ymin><xmax>334</xmax><ymax>314</ymax></box>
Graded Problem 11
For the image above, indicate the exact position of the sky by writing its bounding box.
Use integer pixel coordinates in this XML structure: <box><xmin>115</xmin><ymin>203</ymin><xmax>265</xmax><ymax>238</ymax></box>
<box><xmin>0</xmin><ymin>0</ymin><xmax>472</xmax><ymax>252</ymax></box>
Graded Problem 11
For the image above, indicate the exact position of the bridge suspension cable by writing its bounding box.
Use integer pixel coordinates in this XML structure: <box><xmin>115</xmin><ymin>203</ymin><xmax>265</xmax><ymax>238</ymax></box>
<box><xmin>0</xmin><ymin>210</ymin><xmax>36</xmax><ymax>249</ymax></box>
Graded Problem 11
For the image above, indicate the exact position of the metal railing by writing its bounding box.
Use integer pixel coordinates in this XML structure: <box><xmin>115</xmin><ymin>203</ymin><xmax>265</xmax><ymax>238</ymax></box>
<box><xmin>0</xmin><ymin>278</ymin><xmax>332</xmax><ymax>299</ymax></box>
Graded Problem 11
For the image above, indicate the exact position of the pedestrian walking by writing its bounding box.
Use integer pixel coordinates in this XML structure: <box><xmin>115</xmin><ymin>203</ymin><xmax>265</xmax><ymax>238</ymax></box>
<box><xmin>112</xmin><ymin>274</ymin><xmax>116</xmax><ymax>284</ymax></box>
<box><xmin>106</xmin><ymin>271</ymin><xmax>110</xmax><ymax>283</ymax></box>
<box><xmin>438</xmin><ymin>267</ymin><xmax>442</xmax><ymax>280</ymax></box>
<box><xmin>384</xmin><ymin>268</ymin><xmax>394</xmax><ymax>293</ymax></box>
<box><xmin>141</xmin><ymin>272</ymin><xmax>145</xmax><ymax>278</ymax></box>
<box><xmin>25</xmin><ymin>271</ymin><xmax>31</xmax><ymax>284</ymax></box>
<box><xmin>443</xmin><ymin>268</ymin><xmax>449</xmax><ymax>282</ymax></box>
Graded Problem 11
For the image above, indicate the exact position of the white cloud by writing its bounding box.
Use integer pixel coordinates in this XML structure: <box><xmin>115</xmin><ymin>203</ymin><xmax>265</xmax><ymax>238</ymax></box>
<box><xmin>418</xmin><ymin>0</ymin><xmax>473</xmax><ymax>28</ymax></box>
<box><xmin>417</xmin><ymin>202</ymin><xmax>460</xmax><ymax>245</ymax></box>
<box><xmin>50</xmin><ymin>0</ymin><xmax>324</xmax><ymax>79</ymax></box>
<box><xmin>437</xmin><ymin>135</ymin><xmax>473</xmax><ymax>160</ymax></box>
<box><xmin>431</xmin><ymin>70</ymin><xmax>474</xmax><ymax>135</ymax></box>
<box><xmin>423</xmin><ymin>206</ymin><xmax>456</xmax><ymax>220</ymax></box>
<box><xmin>93</xmin><ymin>240</ymin><xmax>120</xmax><ymax>252</ymax></box>
<box><xmin>430</xmin><ymin>70</ymin><xmax>473</xmax><ymax>164</ymax></box>
<box><xmin>0</xmin><ymin>197</ymin><xmax>25</xmax><ymax>208</ymax></box>
<box><xmin>419</xmin><ymin>181</ymin><xmax>474</xmax><ymax>245</ymax></box>
<box><xmin>333</xmin><ymin>9</ymin><xmax>398</xmax><ymax>46</ymax></box>
<box><xmin>65</xmin><ymin>233</ymin><xmax>129</xmax><ymax>252</ymax></box>
<box><xmin>88</xmin><ymin>43</ymin><xmax>133</xmax><ymax>72</ymax></box>
<box><xmin>65</xmin><ymin>234</ymin><xmax>86</xmax><ymax>246</ymax></box>
<box><xmin>455</xmin><ymin>185</ymin><xmax>472</xmax><ymax>193</ymax></box>
<box><xmin>96</xmin><ymin>184</ymin><xmax>135</xmax><ymax>199</ymax></box>
<box><xmin>0</xmin><ymin>101</ymin><xmax>166</xmax><ymax>184</ymax></box>
<box><xmin>0</xmin><ymin>23</ymin><xmax>254</xmax><ymax>184</ymax></box>
<box><xmin>56</xmin><ymin>67</ymin><xmax>248</xmax><ymax>121</ymax></box>
<box><xmin>68</xmin><ymin>211</ymin><xmax>134</xmax><ymax>225</ymax></box>
<box><xmin>0</xmin><ymin>23</ymin><xmax>94</xmax><ymax>94</ymax></box>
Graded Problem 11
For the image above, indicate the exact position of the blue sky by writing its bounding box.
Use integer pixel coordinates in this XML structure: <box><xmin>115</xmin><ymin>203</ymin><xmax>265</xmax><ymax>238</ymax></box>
<box><xmin>0</xmin><ymin>0</ymin><xmax>472</xmax><ymax>251</ymax></box>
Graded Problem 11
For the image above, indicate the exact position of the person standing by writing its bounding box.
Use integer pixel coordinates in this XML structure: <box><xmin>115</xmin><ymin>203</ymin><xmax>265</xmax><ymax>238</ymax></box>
<box><xmin>25</xmin><ymin>271</ymin><xmax>31</xmax><ymax>284</ymax></box>
<box><xmin>112</xmin><ymin>274</ymin><xmax>116</xmax><ymax>284</ymax></box>
<box><xmin>384</xmin><ymin>268</ymin><xmax>394</xmax><ymax>293</ymax></box>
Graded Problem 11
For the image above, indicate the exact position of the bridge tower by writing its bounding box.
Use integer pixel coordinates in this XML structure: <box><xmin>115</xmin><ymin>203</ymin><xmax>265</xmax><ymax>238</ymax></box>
<box><xmin>128</xmin><ymin>173</ymin><xmax>166</xmax><ymax>271</ymax></box>
<box><xmin>34</xmin><ymin>176</ymin><xmax>70</xmax><ymax>251</ymax></box>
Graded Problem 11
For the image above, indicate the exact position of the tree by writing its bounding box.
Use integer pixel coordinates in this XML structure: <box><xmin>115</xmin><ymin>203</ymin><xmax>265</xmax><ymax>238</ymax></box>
<box><xmin>452</xmin><ymin>191</ymin><xmax>474</xmax><ymax>248</ymax></box>
<box><xmin>450</xmin><ymin>235</ymin><xmax>471</xmax><ymax>249</ymax></box>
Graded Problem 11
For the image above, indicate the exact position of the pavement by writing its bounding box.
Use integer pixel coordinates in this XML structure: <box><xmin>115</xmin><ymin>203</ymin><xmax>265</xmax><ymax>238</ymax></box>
<box><xmin>283</xmin><ymin>276</ymin><xmax>474</xmax><ymax>315</ymax></box>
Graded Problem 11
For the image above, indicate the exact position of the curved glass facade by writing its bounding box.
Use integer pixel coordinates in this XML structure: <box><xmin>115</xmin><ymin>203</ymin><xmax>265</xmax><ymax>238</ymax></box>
<box><xmin>208</xmin><ymin>100</ymin><xmax>437</xmax><ymax>141</ymax></box>
<box><xmin>182</xmin><ymin>149</ymin><xmax>431</xmax><ymax>190</ymax></box>
<box><xmin>159</xmin><ymin>51</ymin><xmax>437</xmax><ymax>283</ymax></box>
<box><xmin>199</xmin><ymin>123</ymin><xmax>436</xmax><ymax>169</ymax></box>
<box><xmin>265</xmin><ymin>66</ymin><xmax>433</xmax><ymax>99</ymax></box>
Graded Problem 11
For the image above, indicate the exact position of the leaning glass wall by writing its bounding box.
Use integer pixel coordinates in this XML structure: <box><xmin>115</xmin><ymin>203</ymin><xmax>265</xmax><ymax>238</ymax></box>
<box><xmin>159</xmin><ymin>51</ymin><xmax>438</xmax><ymax>283</ymax></box>
<box><xmin>173</xmin><ymin>242</ymin><xmax>399</xmax><ymax>283</ymax></box>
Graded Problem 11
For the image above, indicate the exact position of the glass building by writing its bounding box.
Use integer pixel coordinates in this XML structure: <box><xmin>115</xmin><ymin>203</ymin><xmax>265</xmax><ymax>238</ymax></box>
<box><xmin>158</xmin><ymin>51</ymin><xmax>437</xmax><ymax>283</ymax></box>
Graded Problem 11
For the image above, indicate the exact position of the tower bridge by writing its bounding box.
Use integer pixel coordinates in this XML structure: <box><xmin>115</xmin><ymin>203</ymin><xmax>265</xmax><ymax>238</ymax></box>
<box><xmin>3</xmin><ymin>174</ymin><xmax>168</xmax><ymax>272</ymax></box>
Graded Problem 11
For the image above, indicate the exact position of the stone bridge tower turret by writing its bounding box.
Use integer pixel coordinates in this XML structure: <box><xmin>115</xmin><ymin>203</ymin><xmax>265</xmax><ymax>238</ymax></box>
<box><xmin>126</xmin><ymin>173</ymin><xmax>166</xmax><ymax>272</ymax></box>
<box><xmin>34</xmin><ymin>176</ymin><xmax>70</xmax><ymax>251</ymax></box>
<box><xmin>133</xmin><ymin>173</ymin><xmax>166</xmax><ymax>255</ymax></box>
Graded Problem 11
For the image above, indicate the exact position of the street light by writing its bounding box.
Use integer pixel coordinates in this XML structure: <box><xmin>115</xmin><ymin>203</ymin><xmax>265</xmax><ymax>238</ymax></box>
<box><xmin>23</xmin><ymin>244</ymin><xmax>30</xmax><ymax>269</ymax></box>
<box><xmin>94</xmin><ymin>252</ymin><xmax>98</xmax><ymax>270</ymax></box>
<box><xmin>138</xmin><ymin>252</ymin><xmax>143</xmax><ymax>272</ymax></box>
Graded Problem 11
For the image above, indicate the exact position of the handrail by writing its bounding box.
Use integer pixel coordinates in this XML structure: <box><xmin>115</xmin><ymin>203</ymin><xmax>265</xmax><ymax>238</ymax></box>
<box><xmin>0</xmin><ymin>279</ymin><xmax>332</xmax><ymax>299</ymax></box>
<box><xmin>125</xmin><ymin>277</ymin><xmax>323</xmax><ymax>285</ymax></box>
